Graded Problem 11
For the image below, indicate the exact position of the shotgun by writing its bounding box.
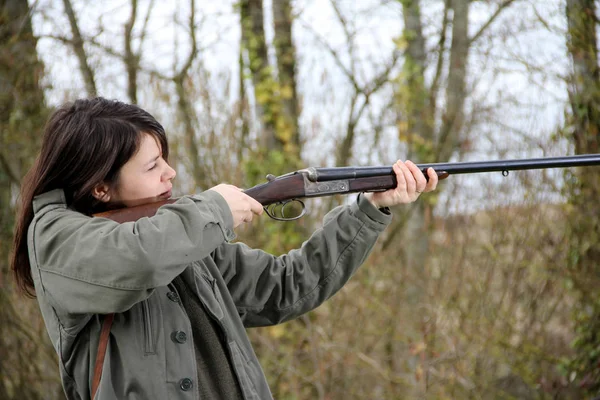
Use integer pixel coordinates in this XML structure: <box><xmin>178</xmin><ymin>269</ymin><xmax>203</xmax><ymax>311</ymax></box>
<box><xmin>94</xmin><ymin>154</ymin><xmax>600</xmax><ymax>222</ymax></box>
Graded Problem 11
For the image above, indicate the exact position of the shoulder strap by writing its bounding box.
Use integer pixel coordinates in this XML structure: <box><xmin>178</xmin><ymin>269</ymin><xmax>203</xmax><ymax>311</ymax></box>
<box><xmin>91</xmin><ymin>313</ymin><xmax>114</xmax><ymax>399</ymax></box>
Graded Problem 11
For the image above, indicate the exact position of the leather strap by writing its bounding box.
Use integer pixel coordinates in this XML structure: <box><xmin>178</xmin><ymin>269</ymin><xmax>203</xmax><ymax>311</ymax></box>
<box><xmin>91</xmin><ymin>313</ymin><xmax>114</xmax><ymax>399</ymax></box>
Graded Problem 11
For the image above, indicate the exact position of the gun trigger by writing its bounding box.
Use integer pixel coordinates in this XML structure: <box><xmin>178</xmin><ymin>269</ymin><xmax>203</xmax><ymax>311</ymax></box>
<box><xmin>437</xmin><ymin>171</ymin><xmax>450</xmax><ymax>180</ymax></box>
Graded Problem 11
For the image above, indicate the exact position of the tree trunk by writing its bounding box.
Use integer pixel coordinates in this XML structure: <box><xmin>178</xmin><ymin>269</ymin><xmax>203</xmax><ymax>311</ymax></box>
<box><xmin>272</xmin><ymin>0</ymin><xmax>301</xmax><ymax>160</ymax></box>
<box><xmin>124</xmin><ymin>0</ymin><xmax>139</xmax><ymax>103</ymax></box>
<box><xmin>391</xmin><ymin>0</ymin><xmax>470</xmax><ymax>394</ymax></box>
<box><xmin>437</xmin><ymin>0</ymin><xmax>469</xmax><ymax>161</ymax></box>
<box><xmin>240</xmin><ymin>0</ymin><xmax>278</xmax><ymax>150</ymax></box>
<box><xmin>392</xmin><ymin>1</ymin><xmax>436</xmax><ymax>395</ymax></box>
<box><xmin>174</xmin><ymin>75</ymin><xmax>203</xmax><ymax>188</ymax></box>
<box><xmin>0</xmin><ymin>0</ymin><xmax>46</xmax><ymax>273</ymax></box>
<box><xmin>564</xmin><ymin>0</ymin><xmax>600</xmax><ymax>393</ymax></box>
<box><xmin>0</xmin><ymin>0</ymin><xmax>46</xmax><ymax>185</ymax></box>
<box><xmin>399</xmin><ymin>0</ymin><xmax>434</xmax><ymax>159</ymax></box>
<box><xmin>239</xmin><ymin>0</ymin><xmax>303</xmax><ymax>184</ymax></box>
<box><xmin>0</xmin><ymin>1</ymin><xmax>57</xmax><ymax>398</ymax></box>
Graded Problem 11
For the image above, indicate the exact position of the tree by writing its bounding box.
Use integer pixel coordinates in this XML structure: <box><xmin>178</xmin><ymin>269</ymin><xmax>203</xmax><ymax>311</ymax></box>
<box><xmin>272</xmin><ymin>0</ymin><xmax>300</xmax><ymax>155</ymax></box>
<box><xmin>0</xmin><ymin>0</ymin><xmax>58</xmax><ymax>398</ymax></box>
<box><xmin>387</xmin><ymin>0</ymin><xmax>517</xmax><ymax>394</ymax></box>
<box><xmin>237</xmin><ymin>0</ymin><xmax>306</xmax><ymax>254</ymax></box>
<box><xmin>239</xmin><ymin>0</ymin><xmax>302</xmax><ymax>180</ymax></box>
<box><xmin>564</xmin><ymin>0</ymin><xmax>600</xmax><ymax>393</ymax></box>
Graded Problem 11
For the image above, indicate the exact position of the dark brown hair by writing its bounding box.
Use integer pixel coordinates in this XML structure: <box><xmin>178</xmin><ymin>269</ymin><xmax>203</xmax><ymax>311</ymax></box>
<box><xmin>11</xmin><ymin>97</ymin><xmax>169</xmax><ymax>296</ymax></box>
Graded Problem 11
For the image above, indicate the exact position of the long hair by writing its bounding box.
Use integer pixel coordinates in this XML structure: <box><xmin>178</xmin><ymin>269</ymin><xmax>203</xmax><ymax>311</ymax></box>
<box><xmin>10</xmin><ymin>97</ymin><xmax>169</xmax><ymax>297</ymax></box>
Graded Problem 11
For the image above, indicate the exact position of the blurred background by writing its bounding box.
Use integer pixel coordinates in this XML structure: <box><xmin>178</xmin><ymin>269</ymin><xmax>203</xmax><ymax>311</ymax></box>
<box><xmin>1</xmin><ymin>0</ymin><xmax>599</xmax><ymax>398</ymax></box>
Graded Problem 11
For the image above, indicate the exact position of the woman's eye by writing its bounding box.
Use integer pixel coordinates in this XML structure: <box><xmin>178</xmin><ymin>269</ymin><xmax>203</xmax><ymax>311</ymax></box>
<box><xmin>148</xmin><ymin>164</ymin><xmax>157</xmax><ymax>171</ymax></box>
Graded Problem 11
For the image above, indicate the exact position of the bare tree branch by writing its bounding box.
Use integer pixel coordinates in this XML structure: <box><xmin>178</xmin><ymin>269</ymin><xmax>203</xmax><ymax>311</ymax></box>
<box><xmin>124</xmin><ymin>0</ymin><xmax>139</xmax><ymax>102</ymax></box>
<box><xmin>137</xmin><ymin>0</ymin><xmax>155</xmax><ymax>55</ymax></box>
<box><xmin>366</xmin><ymin>51</ymin><xmax>400</xmax><ymax>96</ymax></box>
<box><xmin>299</xmin><ymin>19</ymin><xmax>360</xmax><ymax>92</ymax></box>
<box><xmin>172</xmin><ymin>0</ymin><xmax>203</xmax><ymax>187</ymax></box>
<box><xmin>44</xmin><ymin>31</ymin><xmax>210</xmax><ymax>84</ymax></box>
<box><xmin>174</xmin><ymin>0</ymin><xmax>198</xmax><ymax>80</ymax></box>
<box><xmin>469</xmin><ymin>0</ymin><xmax>518</xmax><ymax>45</ymax></box>
<box><xmin>429</xmin><ymin>0</ymin><xmax>450</xmax><ymax>112</ymax></box>
<box><xmin>330</xmin><ymin>0</ymin><xmax>356</xmax><ymax>78</ymax></box>
<box><xmin>303</xmin><ymin>1</ymin><xmax>400</xmax><ymax>172</ymax></box>
<box><xmin>61</xmin><ymin>0</ymin><xmax>97</xmax><ymax>96</ymax></box>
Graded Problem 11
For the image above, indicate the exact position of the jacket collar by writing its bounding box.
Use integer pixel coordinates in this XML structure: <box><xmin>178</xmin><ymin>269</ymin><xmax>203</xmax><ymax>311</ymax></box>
<box><xmin>32</xmin><ymin>189</ymin><xmax>67</xmax><ymax>214</ymax></box>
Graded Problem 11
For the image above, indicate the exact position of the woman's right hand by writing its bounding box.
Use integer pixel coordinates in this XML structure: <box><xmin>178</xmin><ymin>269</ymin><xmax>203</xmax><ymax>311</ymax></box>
<box><xmin>208</xmin><ymin>184</ymin><xmax>264</xmax><ymax>228</ymax></box>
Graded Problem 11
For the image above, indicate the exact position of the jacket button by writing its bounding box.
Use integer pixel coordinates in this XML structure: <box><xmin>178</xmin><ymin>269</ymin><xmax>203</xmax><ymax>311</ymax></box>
<box><xmin>171</xmin><ymin>330</ymin><xmax>187</xmax><ymax>344</ymax></box>
<box><xmin>179</xmin><ymin>378</ymin><xmax>193</xmax><ymax>391</ymax></box>
<box><xmin>166</xmin><ymin>292</ymin><xmax>180</xmax><ymax>303</ymax></box>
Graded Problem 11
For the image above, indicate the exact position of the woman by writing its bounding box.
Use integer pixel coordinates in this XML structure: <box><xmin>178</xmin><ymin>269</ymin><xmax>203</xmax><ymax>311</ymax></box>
<box><xmin>11</xmin><ymin>97</ymin><xmax>438</xmax><ymax>399</ymax></box>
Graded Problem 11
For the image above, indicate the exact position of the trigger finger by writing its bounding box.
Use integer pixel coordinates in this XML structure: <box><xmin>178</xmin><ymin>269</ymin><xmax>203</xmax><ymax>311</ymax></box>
<box><xmin>250</xmin><ymin>198</ymin><xmax>264</xmax><ymax>215</ymax></box>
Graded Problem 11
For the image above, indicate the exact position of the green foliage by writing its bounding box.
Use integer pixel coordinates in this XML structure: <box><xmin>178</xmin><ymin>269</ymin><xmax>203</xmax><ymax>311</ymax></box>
<box><xmin>565</xmin><ymin>301</ymin><xmax>600</xmax><ymax>392</ymax></box>
<box><xmin>245</xmin><ymin>201</ymin><xmax>586</xmax><ymax>399</ymax></box>
<box><xmin>559</xmin><ymin>174</ymin><xmax>600</xmax><ymax>395</ymax></box>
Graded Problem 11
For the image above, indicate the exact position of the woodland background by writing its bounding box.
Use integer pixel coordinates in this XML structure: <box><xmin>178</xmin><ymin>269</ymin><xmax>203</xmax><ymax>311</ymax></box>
<box><xmin>1</xmin><ymin>0</ymin><xmax>599</xmax><ymax>399</ymax></box>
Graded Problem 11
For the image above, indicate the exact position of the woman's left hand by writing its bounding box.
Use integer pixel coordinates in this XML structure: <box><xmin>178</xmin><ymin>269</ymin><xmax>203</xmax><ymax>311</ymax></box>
<box><xmin>363</xmin><ymin>160</ymin><xmax>438</xmax><ymax>209</ymax></box>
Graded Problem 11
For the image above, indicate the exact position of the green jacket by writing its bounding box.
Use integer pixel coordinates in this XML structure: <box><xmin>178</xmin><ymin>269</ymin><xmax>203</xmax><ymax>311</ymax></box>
<box><xmin>28</xmin><ymin>189</ymin><xmax>392</xmax><ymax>399</ymax></box>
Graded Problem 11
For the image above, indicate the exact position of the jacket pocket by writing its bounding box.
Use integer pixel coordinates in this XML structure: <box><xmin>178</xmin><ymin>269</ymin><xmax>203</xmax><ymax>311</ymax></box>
<box><xmin>141</xmin><ymin>297</ymin><xmax>158</xmax><ymax>355</ymax></box>
<box><xmin>228</xmin><ymin>341</ymin><xmax>260</xmax><ymax>400</ymax></box>
<box><xmin>195</xmin><ymin>272</ymin><xmax>224</xmax><ymax>320</ymax></box>
<box><xmin>57</xmin><ymin>329</ymin><xmax>81</xmax><ymax>398</ymax></box>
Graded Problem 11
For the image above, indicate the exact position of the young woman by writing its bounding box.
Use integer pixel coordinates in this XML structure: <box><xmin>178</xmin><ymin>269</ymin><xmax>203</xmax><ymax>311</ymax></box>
<box><xmin>11</xmin><ymin>97</ymin><xmax>438</xmax><ymax>400</ymax></box>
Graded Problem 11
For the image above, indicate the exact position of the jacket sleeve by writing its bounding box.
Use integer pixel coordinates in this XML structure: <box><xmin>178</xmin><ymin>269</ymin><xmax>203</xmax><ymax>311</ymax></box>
<box><xmin>29</xmin><ymin>190</ymin><xmax>234</xmax><ymax>315</ymax></box>
<box><xmin>211</xmin><ymin>194</ymin><xmax>393</xmax><ymax>327</ymax></box>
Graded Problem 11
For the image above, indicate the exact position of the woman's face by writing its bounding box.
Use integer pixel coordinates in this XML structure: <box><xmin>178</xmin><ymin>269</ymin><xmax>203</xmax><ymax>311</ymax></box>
<box><xmin>97</xmin><ymin>133</ymin><xmax>176</xmax><ymax>208</ymax></box>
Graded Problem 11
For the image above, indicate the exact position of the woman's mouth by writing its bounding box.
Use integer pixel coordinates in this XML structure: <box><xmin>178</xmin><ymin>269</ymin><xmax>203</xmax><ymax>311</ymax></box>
<box><xmin>158</xmin><ymin>189</ymin><xmax>172</xmax><ymax>199</ymax></box>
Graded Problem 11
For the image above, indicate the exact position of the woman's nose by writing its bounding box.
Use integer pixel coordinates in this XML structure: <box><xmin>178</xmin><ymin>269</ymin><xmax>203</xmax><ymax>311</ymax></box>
<box><xmin>163</xmin><ymin>164</ymin><xmax>176</xmax><ymax>181</ymax></box>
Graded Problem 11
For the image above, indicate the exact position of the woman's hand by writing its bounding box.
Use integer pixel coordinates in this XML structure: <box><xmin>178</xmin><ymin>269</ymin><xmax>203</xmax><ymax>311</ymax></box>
<box><xmin>208</xmin><ymin>184</ymin><xmax>264</xmax><ymax>228</ymax></box>
<box><xmin>363</xmin><ymin>160</ymin><xmax>438</xmax><ymax>209</ymax></box>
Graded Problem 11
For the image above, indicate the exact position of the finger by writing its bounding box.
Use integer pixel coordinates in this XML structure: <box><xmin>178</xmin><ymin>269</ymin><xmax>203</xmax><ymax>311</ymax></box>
<box><xmin>248</xmin><ymin>197</ymin><xmax>264</xmax><ymax>215</ymax></box>
<box><xmin>393</xmin><ymin>162</ymin><xmax>407</xmax><ymax>191</ymax></box>
<box><xmin>406</xmin><ymin>161</ymin><xmax>427</xmax><ymax>193</ymax></box>
<box><xmin>238</xmin><ymin>188</ymin><xmax>262</xmax><ymax>214</ymax></box>
<box><xmin>399</xmin><ymin>160</ymin><xmax>416</xmax><ymax>194</ymax></box>
<box><xmin>424</xmin><ymin>168</ymin><xmax>438</xmax><ymax>192</ymax></box>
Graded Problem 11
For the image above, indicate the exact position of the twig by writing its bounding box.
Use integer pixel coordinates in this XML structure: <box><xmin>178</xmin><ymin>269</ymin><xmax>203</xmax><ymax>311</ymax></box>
<box><xmin>469</xmin><ymin>0</ymin><xmax>518</xmax><ymax>45</ymax></box>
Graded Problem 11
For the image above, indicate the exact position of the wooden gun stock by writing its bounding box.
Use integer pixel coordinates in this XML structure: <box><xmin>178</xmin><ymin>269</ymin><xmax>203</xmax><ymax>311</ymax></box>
<box><xmin>94</xmin><ymin>199</ymin><xmax>176</xmax><ymax>223</ymax></box>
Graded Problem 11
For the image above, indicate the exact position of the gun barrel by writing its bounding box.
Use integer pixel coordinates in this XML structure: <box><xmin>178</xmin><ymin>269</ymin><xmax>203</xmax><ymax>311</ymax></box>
<box><xmin>312</xmin><ymin>154</ymin><xmax>600</xmax><ymax>181</ymax></box>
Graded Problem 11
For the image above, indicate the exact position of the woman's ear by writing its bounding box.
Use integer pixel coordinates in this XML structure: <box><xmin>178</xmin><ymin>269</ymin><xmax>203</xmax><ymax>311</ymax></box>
<box><xmin>92</xmin><ymin>183</ymin><xmax>111</xmax><ymax>203</ymax></box>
